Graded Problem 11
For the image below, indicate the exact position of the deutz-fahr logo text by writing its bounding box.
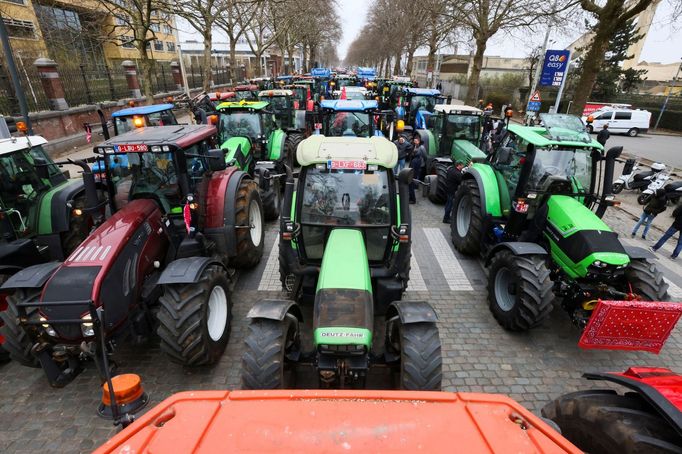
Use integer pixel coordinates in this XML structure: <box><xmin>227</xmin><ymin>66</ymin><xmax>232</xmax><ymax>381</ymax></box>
<box><xmin>321</xmin><ymin>332</ymin><xmax>364</xmax><ymax>338</ymax></box>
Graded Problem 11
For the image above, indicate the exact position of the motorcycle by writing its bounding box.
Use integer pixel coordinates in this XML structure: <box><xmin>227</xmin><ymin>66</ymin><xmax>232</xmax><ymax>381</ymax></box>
<box><xmin>639</xmin><ymin>179</ymin><xmax>682</xmax><ymax>205</ymax></box>
<box><xmin>612</xmin><ymin>159</ymin><xmax>667</xmax><ymax>194</ymax></box>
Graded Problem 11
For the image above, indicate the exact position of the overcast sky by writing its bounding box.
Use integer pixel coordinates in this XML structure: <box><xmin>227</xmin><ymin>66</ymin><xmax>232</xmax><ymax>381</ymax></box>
<box><xmin>334</xmin><ymin>0</ymin><xmax>682</xmax><ymax>65</ymax></box>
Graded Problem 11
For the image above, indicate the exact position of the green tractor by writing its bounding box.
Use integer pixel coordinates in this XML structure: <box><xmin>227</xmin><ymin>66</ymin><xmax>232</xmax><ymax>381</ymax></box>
<box><xmin>216</xmin><ymin>100</ymin><xmax>289</xmax><ymax>220</ymax></box>
<box><xmin>451</xmin><ymin>114</ymin><xmax>669</xmax><ymax>332</ymax></box>
<box><xmin>257</xmin><ymin>89</ymin><xmax>306</xmax><ymax>157</ymax></box>
<box><xmin>418</xmin><ymin>104</ymin><xmax>486</xmax><ymax>203</ymax></box>
<box><xmin>241</xmin><ymin>135</ymin><xmax>442</xmax><ymax>390</ymax></box>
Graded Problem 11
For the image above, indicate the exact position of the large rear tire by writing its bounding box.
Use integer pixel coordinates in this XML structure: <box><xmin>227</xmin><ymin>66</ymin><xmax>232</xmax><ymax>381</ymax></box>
<box><xmin>0</xmin><ymin>289</ymin><xmax>40</xmax><ymax>367</ymax></box>
<box><xmin>232</xmin><ymin>179</ymin><xmax>264</xmax><ymax>269</ymax></box>
<box><xmin>488</xmin><ymin>251</ymin><xmax>553</xmax><ymax>331</ymax></box>
<box><xmin>625</xmin><ymin>259</ymin><xmax>669</xmax><ymax>301</ymax></box>
<box><xmin>451</xmin><ymin>179</ymin><xmax>484</xmax><ymax>255</ymax></box>
<box><xmin>427</xmin><ymin>162</ymin><xmax>449</xmax><ymax>204</ymax></box>
<box><xmin>157</xmin><ymin>265</ymin><xmax>232</xmax><ymax>366</ymax></box>
<box><xmin>261</xmin><ymin>179</ymin><xmax>281</xmax><ymax>221</ymax></box>
<box><xmin>285</xmin><ymin>132</ymin><xmax>303</xmax><ymax>168</ymax></box>
<box><xmin>542</xmin><ymin>390</ymin><xmax>682</xmax><ymax>454</ymax></box>
<box><xmin>387</xmin><ymin>318</ymin><xmax>442</xmax><ymax>390</ymax></box>
<box><xmin>241</xmin><ymin>314</ymin><xmax>299</xmax><ymax>389</ymax></box>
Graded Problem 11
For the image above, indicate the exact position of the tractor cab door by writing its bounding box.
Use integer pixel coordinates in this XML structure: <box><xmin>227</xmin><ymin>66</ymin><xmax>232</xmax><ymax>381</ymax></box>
<box><xmin>491</xmin><ymin>134</ymin><xmax>527</xmax><ymax>201</ymax></box>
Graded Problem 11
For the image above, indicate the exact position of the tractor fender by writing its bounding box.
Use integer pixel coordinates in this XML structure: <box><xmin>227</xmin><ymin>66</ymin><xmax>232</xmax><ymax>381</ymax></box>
<box><xmin>0</xmin><ymin>264</ymin><xmax>23</xmax><ymax>276</ymax></box>
<box><xmin>416</xmin><ymin>129</ymin><xmax>435</xmax><ymax>157</ymax></box>
<box><xmin>246</xmin><ymin>299</ymin><xmax>303</xmax><ymax>323</ymax></box>
<box><xmin>620</xmin><ymin>243</ymin><xmax>656</xmax><ymax>260</ymax></box>
<box><xmin>268</xmin><ymin>129</ymin><xmax>287</xmax><ymax>161</ymax></box>
<box><xmin>485</xmin><ymin>242</ymin><xmax>548</xmax><ymax>266</ymax></box>
<box><xmin>386</xmin><ymin>300</ymin><xmax>438</xmax><ymax>325</ymax></box>
<box><xmin>463</xmin><ymin>165</ymin><xmax>503</xmax><ymax>218</ymax></box>
<box><xmin>1</xmin><ymin>261</ymin><xmax>60</xmax><ymax>289</ymax></box>
<box><xmin>44</xmin><ymin>179</ymin><xmax>86</xmax><ymax>234</ymax></box>
<box><xmin>157</xmin><ymin>257</ymin><xmax>226</xmax><ymax>286</ymax></box>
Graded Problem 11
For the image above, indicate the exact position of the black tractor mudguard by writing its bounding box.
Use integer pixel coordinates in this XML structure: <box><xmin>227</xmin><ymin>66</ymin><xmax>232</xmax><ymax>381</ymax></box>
<box><xmin>157</xmin><ymin>257</ymin><xmax>226</xmax><ymax>285</ymax></box>
<box><xmin>485</xmin><ymin>242</ymin><xmax>548</xmax><ymax>266</ymax></box>
<box><xmin>246</xmin><ymin>299</ymin><xmax>303</xmax><ymax>322</ymax></box>
<box><xmin>621</xmin><ymin>243</ymin><xmax>656</xmax><ymax>260</ymax></box>
<box><xmin>51</xmin><ymin>180</ymin><xmax>86</xmax><ymax>232</ymax></box>
<box><xmin>386</xmin><ymin>300</ymin><xmax>438</xmax><ymax>324</ymax></box>
<box><xmin>1</xmin><ymin>261</ymin><xmax>60</xmax><ymax>289</ymax></box>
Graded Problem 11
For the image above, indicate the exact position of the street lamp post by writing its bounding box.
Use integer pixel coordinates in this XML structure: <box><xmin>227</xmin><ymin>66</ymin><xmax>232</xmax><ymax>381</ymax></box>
<box><xmin>654</xmin><ymin>57</ymin><xmax>682</xmax><ymax>131</ymax></box>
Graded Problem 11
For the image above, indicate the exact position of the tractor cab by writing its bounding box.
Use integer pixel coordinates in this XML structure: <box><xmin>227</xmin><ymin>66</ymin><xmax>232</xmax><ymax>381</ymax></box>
<box><xmin>233</xmin><ymin>85</ymin><xmax>259</xmax><ymax>101</ymax></box>
<box><xmin>311</xmin><ymin>100</ymin><xmax>383</xmax><ymax>138</ymax></box>
<box><xmin>381</xmin><ymin>77</ymin><xmax>413</xmax><ymax>109</ymax></box>
<box><xmin>330</xmin><ymin>74</ymin><xmax>357</xmax><ymax>96</ymax></box>
<box><xmin>245</xmin><ymin>135</ymin><xmax>442</xmax><ymax>390</ymax></box>
<box><xmin>397</xmin><ymin>88</ymin><xmax>444</xmax><ymax>129</ymax></box>
<box><xmin>110</xmin><ymin>103</ymin><xmax>178</xmax><ymax>136</ymax></box>
<box><xmin>257</xmin><ymin>89</ymin><xmax>300</xmax><ymax>129</ymax></box>
<box><xmin>250</xmin><ymin>77</ymin><xmax>274</xmax><ymax>90</ymax></box>
<box><xmin>208</xmin><ymin>91</ymin><xmax>236</xmax><ymax>107</ymax></box>
<box><xmin>282</xmin><ymin>84</ymin><xmax>310</xmax><ymax>109</ymax></box>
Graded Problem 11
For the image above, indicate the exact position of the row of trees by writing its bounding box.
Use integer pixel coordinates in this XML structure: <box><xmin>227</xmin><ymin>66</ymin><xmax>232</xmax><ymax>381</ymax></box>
<box><xmin>345</xmin><ymin>0</ymin><xmax>676</xmax><ymax>115</ymax></box>
<box><xmin>103</xmin><ymin>0</ymin><xmax>341</xmax><ymax>99</ymax></box>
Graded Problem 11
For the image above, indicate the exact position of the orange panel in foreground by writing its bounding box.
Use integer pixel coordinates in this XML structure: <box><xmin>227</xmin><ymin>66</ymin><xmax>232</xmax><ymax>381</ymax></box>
<box><xmin>95</xmin><ymin>390</ymin><xmax>580</xmax><ymax>454</ymax></box>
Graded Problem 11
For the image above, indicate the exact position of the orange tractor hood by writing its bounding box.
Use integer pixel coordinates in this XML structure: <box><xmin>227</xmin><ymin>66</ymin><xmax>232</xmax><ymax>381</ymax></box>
<box><xmin>96</xmin><ymin>390</ymin><xmax>580</xmax><ymax>453</ymax></box>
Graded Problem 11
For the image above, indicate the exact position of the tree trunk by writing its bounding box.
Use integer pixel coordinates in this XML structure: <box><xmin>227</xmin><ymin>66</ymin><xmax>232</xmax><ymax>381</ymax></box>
<box><xmin>406</xmin><ymin>49</ymin><xmax>415</xmax><ymax>76</ymax></box>
<box><xmin>426</xmin><ymin>30</ymin><xmax>438</xmax><ymax>88</ymax></box>
<box><xmin>569</xmin><ymin>28</ymin><xmax>614</xmax><ymax>115</ymax></box>
<box><xmin>202</xmin><ymin>30</ymin><xmax>213</xmax><ymax>91</ymax></box>
<box><xmin>229</xmin><ymin>38</ymin><xmax>237</xmax><ymax>83</ymax></box>
<box><xmin>137</xmin><ymin>46</ymin><xmax>154</xmax><ymax>104</ymax></box>
<box><xmin>254</xmin><ymin>51</ymin><xmax>263</xmax><ymax>77</ymax></box>
<box><xmin>465</xmin><ymin>36</ymin><xmax>487</xmax><ymax>105</ymax></box>
<box><xmin>309</xmin><ymin>46</ymin><xmax>317</xmax><ymax>69</ymax></box>
<box><xmin>393</xmin><ymin>52</ymin><xmax>401</xmax><ymax>75</ymax></box>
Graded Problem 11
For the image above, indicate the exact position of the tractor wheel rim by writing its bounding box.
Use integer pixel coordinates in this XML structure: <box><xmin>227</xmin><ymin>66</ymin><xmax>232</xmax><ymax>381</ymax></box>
<box><xmin>494</xmin><ymin>267</ymin><xmax>515</xmax><ymax>312</ymax></box>
<box><xmin>207</xmin><ymin>285</ymin><xmax>228</xmax><ymax>341</ymax></box>
<box><xmin>249</xmin><ymin>199</ymin><xmax>262</xmax><ymax>247</ymax></box>
<box><xmin>457</xmin><ymin>196</ymin><xmax>472</xmax><ymax>237</ymax></box>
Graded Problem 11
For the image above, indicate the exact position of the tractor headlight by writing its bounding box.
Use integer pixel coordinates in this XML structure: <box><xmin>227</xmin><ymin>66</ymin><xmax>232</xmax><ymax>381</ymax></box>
<box><xmin>592</xmin><ymin>261</ymin><xmax>608</xmax><ymax>268</ymax></box>
<box><xmin>81</xmin><ymin>314</ymin><xmax>94</xmax><ymax>337</ymax></box>
<box><xmin>39</xmin><ymin>316</ymin><xmax>57</xmax><ymax>337</ymax></box>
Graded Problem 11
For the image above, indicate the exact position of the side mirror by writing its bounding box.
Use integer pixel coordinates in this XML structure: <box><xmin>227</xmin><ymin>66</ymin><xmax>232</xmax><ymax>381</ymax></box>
<box><xmin>495</xmin><ymin>147</ymin><xmax>513</xmax><ymax>165</ymax></box>
<box><xmin>398</xmin><ymin>167</ymin><xmax>413</xmax><ymax>185</ymax></box>
<box><xmin>207</xmin><ymin>149</ymin><xmax>227</xmax><ymax>171</ymax></box>
<box><xmin>34</xmin><ymin>158</ymin><xmax>50</xmax><ymax>180</ymax></box>
<box><xmin>605</xmin><ymin>145</ymin><xmax>623</xmax><ymax>161</ymax></box>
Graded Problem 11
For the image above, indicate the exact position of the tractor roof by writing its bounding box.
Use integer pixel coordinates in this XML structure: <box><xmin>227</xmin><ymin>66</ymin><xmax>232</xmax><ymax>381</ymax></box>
<box><xmin>320</xmin><ymin>100</ymin><xmax>378</xmax><ymax>112</ymax></box>
<box><xmin>216</xmin><ymin>100</ymin><xmax>269</xmax><ymax>111</ymax></box>
<box><xmin>507</xmin><ymin>123</ymin><xmax>604</xmax><ymax>149</ymax></box>
<box><xmin>95</xmin><ymin>125</ymin><xmax>216</xmax><ymax>150</ymax></box>
<box><xmin>234</xmin><ymin>84</ymin><xmax>258</xmax><ymax>91</ymax></box>
<box><xmin>405</xmin><ymin>88</ymin><xmax>441</xmax><ymax>96</ymax></box>
<box><xmin>0</xmin><ymin>135</ymin><xmax>48</xmax><ymax>155</ymax></box>
<box><xmin>209</xmin><ymin>92</ymin><xmax>236</xmax><ymax>101</ymax></box>
<box><xmin>258</xmin><ymin>89</ymin><xmax>294</xmax><ymax>98</ymax></box>
<box><xmin>297</xmin><ymin>135</ymin><xmax>397</xmax><ymax>168</ymax></box>
<box><xmin>435</xmin><ymin>104</ymin><xmax>483</xmax><ymax>115</ymax></box>
<box><xmin>111</xmin><ymin>103</ymin><xmax>175</xmax><ymax>117</ymax></box>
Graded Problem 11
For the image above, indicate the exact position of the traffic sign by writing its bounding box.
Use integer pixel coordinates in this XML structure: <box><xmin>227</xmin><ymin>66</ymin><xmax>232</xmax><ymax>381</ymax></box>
<box><xmin>530</xmin><ymin>91</ymin><xmax>541</xmax><ymax>102</ymax></box>
<box><xmin>539</xmin><ymin>50</ymin><xmax>570</xmax><ymax>87</ymax></box>
<box><xmin>526</xmin><ymin>101</ymin><xmax>541</xmax><ymax>112</ymax></box>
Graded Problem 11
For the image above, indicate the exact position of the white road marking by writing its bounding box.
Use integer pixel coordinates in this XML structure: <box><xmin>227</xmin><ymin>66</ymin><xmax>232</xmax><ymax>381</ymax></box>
<box><xmin>423</xmin><ymin>227</ymin><xmax>473</xmax><ymax>291</ymax></box>
<box><xmin>258</xmin><ymin>235</ymin><xmax>283</xmax><ymax>291</ymax></box>
<box><xmin>406</xmin><ymin>254</ymin><xmax>427</xmax><ymax>291</ymax></box>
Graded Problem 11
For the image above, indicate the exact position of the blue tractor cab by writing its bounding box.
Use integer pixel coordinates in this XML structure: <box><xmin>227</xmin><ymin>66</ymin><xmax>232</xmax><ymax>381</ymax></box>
<box><xmin>397</xmin><ymin>88</ymin><xmax>444</xmax><ymax>129</ymax></box>
<box><xmin>310</xmin><ymin>100</ymin><xmax>383</xmax><ymax>137</ymax></box>
<box><xmin>111</xmin><ymin>103</ymin><xmax>178</xmax><ymax>136</ymax></box>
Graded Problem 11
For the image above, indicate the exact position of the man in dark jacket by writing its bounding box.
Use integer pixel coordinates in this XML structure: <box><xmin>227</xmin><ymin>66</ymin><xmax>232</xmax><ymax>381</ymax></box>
<box><xmin>442</xmin><ymin>162</ymin><xmax>464</xmax><ymax>223</ymax></box>
<box><xmin>408</xmin><ymin>136</ymin><xmax>426</xmax><ymax>203</ymax></box>
<box><xmin>393</xmin><ymin>135</ymin><xmax>411</xmax><ymax>173</ymax></box>
<box><xmin>597</xmin><ymin>124</ymin><xmax>610</xmax><ymax>146</ymax></box>
<box><xmin>651</xmin><ymin>203</ymin><xmax>682</xmax><ymax>259</ymax></box>
<box><xmin>632</xmin><ymin>190</ymin><xmax>666</xmax><ymax>240</ymax></box>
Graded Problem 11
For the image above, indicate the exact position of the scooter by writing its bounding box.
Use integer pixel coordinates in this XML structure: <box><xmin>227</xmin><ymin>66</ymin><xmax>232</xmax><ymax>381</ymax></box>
<box><xmin>612</xmin><ymin>159</ymin><xmax>666</xmax><ymax>194</ymax></box>
<box><xmin>639</xmin><ymin>179</ymin><xmax>682</xmax><ymax>205</ymax></box>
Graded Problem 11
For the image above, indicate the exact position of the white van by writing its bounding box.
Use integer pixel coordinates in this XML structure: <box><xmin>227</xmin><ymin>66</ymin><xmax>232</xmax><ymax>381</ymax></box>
<box><xmin>583</xmin><ymin>108</ymin><xmax>651</xmax><ymax>137</ymax></box>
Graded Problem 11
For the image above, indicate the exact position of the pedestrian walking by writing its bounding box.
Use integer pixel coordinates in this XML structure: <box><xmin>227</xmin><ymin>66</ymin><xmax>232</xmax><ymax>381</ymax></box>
<box><xmin>597</xmin><ymin>124</ymin><xmax>610</xmax><ymax>146</ymax></box>
<box><xmin>651</xmin><ymin>203</ymin><xmax>682</xmax><ymax>259</ymax></box>
<box><xmin>443</xmin><ymin>161</ymin><xmax>464</xmax><ymax>224</ymax></box>
<box><xmin>393</xmin><ymin>135</ymin><xmax>411</xmax><ymax>173</ymax></box>
<box><xmin>436</xmin><ymin>81</ymin><xmax>443</xmax><ymax>91</ymax></box>
<box><xmin>632</xmin><ymin>190</ymin><xmax>667</xmax><ymax>240</ymax></box>
<box><xmin>408</xmin><ymin>136</ymin><xmax>426</xmax><ymax>204</ymax></box>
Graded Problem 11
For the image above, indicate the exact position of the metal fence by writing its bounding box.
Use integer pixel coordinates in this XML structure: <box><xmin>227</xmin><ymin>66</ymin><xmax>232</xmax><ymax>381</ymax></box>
<box><xmin>0</xmin><ymin>55</ymin><xmax>52</xmax><ymax>114</ymax></box>
<box><xmin>60</xmin><ymin>65</ymin><xmax>130</xmax><ymax>107</ymax></box>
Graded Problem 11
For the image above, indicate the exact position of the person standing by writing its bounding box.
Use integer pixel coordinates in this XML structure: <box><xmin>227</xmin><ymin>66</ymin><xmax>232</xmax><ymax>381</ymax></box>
<box><xmin>443</xmin><ymin>161</ymin><xmax>464</xmax><ymax>224</ymax></box>
<box><xmin>408</xmin><ymin>137</ymin><xmax>426</xmax><ymax>204</ymax></box>
<box><xmin>393</xmin><ymin>135</ymin><xmax>411</xmax><ymax>173</ymax></box>
<box><xmin>651</xmin><ymin>203</ymin><xmax>682</xmax><ymax>259</ymax></box>
<box><xmin>597</xmin><ymin>124</ymin><xmax>610</xmax><ymax>146</ymax></box>
<box><xmin>632</xmin><ymin>190</ymin><xmax>667</xmax><ymax>240</ymax></box>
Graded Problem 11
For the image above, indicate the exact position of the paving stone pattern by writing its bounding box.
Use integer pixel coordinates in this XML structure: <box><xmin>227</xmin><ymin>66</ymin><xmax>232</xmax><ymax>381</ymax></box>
<box><xmin>1</xmin><ymin>195</ymin><xmax>682</xmax><ymax>453</ymax></box>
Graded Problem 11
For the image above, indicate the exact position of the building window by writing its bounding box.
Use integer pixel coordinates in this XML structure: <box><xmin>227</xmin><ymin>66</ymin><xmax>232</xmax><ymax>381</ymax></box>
<box><xmin>154</xmin><ymin>40</ymin><xmax>163</xmax><ymax>51</ymax></box>
<box><xmin>163</xmin><ymin>24</ymin><xmax>172</xmax><ymax>35</ymax></box>
<box><xmin>121</xmin><ymin>38</ymin><xmax>135</xmax><ymax>49</ymax></box>
<box><xmin>3</xmin><ymin>0</ymin><xmax>25</xmax><ymax>4</ymax></box>
<box><xmin>166</xmin><ymin>41</ymin><xmax>176</xmax><ymax>52</ymax></box>
<box><xmin>3</xmin><ymin>18</ymin><xmax>35</xmax><ymax>38</ymax></box>
<box><xmin>150</xmin><ymin>23</ymin><xmax>160</xmax><ymax>33</ymax></box>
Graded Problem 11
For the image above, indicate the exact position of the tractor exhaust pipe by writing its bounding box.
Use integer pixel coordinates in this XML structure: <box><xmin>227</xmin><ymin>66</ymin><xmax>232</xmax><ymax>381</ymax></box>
<box><xmin>97</xmin><ymin>108</ymin><xmax>109</xmax><ymax>141</ymax></box>
<box><xmin>596</xmin><ymin>146</ymin><xmax>623</xmax><ymax>218</ymax></box>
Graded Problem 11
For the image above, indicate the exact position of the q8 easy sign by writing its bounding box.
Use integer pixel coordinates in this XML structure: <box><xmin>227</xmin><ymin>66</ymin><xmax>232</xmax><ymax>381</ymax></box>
<box><xmin>539</xmin><ymin>50</ymin><xmax>570</xmax><ymax>87</ymax></box>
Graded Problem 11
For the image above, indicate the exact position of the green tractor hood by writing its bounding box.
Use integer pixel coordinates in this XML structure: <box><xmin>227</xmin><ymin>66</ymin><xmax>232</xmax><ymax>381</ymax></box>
<box><xmin>544</xmin><ymin>195</ymin><xmax>629</xmax><ymax>279</ymax></box>
<box><xmin>313</xmin><ymin>229</ymin><xmax>373</xmax><ymax>348</ymax></box>
<box><xmin>452</xmin><ymin>139</ymin><xmax>486</xmax><ymax>164</ymax></box>
<box><xmin>220</xmin><ymin>137</ymin><xmax>252</xmax><ymax>171</ymax></box>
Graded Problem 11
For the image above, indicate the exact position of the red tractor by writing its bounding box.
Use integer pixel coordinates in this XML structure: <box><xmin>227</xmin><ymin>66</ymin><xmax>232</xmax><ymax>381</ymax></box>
<box><xmin>0</xmin><ymin>125</ymin><xmax>265</xmax><ymax>387</ymax></box>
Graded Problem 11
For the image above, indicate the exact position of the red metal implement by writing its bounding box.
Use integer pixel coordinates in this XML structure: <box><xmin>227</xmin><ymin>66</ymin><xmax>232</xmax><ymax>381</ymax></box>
<box><xmin>579</xmin><ymin>300</ymin><xmax>682</xmax><ymax>353</ymax></box>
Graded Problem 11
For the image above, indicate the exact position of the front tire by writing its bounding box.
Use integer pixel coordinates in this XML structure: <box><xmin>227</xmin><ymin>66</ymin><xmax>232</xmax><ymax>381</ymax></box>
<box><xmin>232</xmin><ymin>178</ymin><xmax>264</xmax><ymax>269</ymax></box>
<box><xmin>542</xmin><ymin>390</ymin><xmax>682</xmax><ymax>453</ymax></box>
<box><xmin>157</xmin><ymin>265</ymin><xmax>232</xmax><ymax>366</ymax></box>
<box><xmin>427</xmin><ymin>162</ymin><xmax>448</xmax><ymax>204</ymax></box>
<box><xmin>612</xmin><ymin>182</ymin><xmax>624</xmax><ymax>194</ymax></box>
<box><xmin>387</xmin><ymin>318</ymin><xmax>442</xmax><ymax>390</ymax></box>
<box><xmin>0</xmin><ymin>289</ymin><xmax>40</xmax><ymax>367</ymax></box>
<box><xmin>488</xmin><ymin>251</ymin><xmax>553</xmax><ymax>331</ymax></box>
<box><xmin>241</xmin><ymin>314</ymin><xmax>299</xmax><ymax>389</ymax></box>
<box><xmin>261</xmin><ymin>178</ymin><xmax>281</xmax><ymax>221</ymax></box>
<box><xmin>451</xmin><ymin>179</ymin><xmax>484</xmax><ymax>255</ymax></box>
<box><xmin>625</xmin><ymin>259</ymin><xmax>669</xmax><ymax>301</ymax></box>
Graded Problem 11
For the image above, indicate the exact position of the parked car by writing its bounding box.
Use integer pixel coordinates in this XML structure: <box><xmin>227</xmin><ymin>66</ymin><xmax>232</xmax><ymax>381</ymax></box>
<box><xmin>583</xmin><ymin>108</ymin><xmax>651</xmax><ymax>137</ymax></box>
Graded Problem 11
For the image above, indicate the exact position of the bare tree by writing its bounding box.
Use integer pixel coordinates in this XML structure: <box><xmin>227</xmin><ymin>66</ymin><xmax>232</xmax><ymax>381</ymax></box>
<box><xmin>216</xmin><ymin>0</ymin><xmax>259</xmax><ymax>82</ymax></box>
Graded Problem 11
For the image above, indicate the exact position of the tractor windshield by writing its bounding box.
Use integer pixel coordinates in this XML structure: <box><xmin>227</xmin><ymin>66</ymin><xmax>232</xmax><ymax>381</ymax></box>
<box><xmin>219</xmin><ymin>113</ymin><xmax>262</xmax><ymax>142</ymax></box>
<box><xmin>445</xmin><ymin>114</ymin><xmax>481</xmax><ymax>141</ymax></box>
<box><xmin>266</xmin><ymin>96</ymin><xmax>288</xmax><ymax>112</ymax></box>
<box><xmin>235</xmin><ymin>91</ymin><xmax>256</xmax><ymax>101</ymax></box>
<box><xmin>528</xmin><ymin>148</ymin><xmax>592</xmax><ymax>193</ymax></box>
<box><xmin>336</xmin><ymin>78</ymin><xmax>355</xmax><ymax>88</ymax></box>
<box><xmin>300</xmin><ymin>167</ymin><xmax>391</xmax><ymax>260</ymax></box>
<box><xmin>409</xmin><ymin>95</ymin><xmax>437</xmax><ymax>113</ymax></box>
<box><xmin>325</xmin><ymin>112</ymin><xmax>371</xmax><ymax>137</ymax></box>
